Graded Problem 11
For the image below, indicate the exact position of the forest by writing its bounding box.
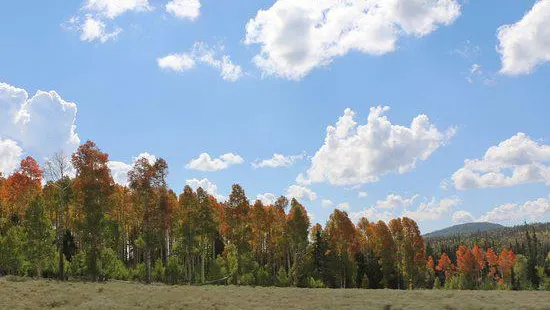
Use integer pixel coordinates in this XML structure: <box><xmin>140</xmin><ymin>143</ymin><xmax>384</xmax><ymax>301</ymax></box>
<box><xmin>0</xmin><ymin>140</ymin><xmax>549</xmax><ymax>291</ymax></box>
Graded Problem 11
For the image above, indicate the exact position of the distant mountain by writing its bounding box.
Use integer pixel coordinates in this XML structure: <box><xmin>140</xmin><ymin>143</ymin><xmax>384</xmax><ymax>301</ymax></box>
<box><xmin>424</xmin><ymin>222</ymin><xmax>505</xmax><ymax>238</ymax></box>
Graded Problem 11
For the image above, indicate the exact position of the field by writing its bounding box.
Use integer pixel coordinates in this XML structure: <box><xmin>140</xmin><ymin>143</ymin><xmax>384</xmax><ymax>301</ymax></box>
<box><xmin>1</xmin><ymin>279</ymin><xmax>549</xmax><ymax>310</ymax></box>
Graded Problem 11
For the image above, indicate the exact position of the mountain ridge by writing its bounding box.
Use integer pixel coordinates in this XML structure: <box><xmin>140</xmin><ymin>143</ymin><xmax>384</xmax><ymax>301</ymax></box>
<box><xmin>424</xmin><ymin>222</ymin><xmax>506</xmax><ymax>237</ymax></box>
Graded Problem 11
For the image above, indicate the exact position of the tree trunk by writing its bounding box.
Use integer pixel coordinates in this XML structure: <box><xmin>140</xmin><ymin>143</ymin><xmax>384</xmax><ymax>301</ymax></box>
<box><xmin>201</xmin><ymin>243</ymin><xmax>206</xmax><ymax>284</ymax></box>
<box><xmin>145</xmin><ymin>247</ymin><xmax>152</xmax><ymax>284</ymax></box>
<box><xmin>58</xmin><ymin>247</ymin><xmax>64</xmax><ymax>280</ymax></box>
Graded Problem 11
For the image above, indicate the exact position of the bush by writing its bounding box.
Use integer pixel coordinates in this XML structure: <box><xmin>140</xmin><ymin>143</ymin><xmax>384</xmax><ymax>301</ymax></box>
<box><xmin>307</xmin><ymin>277</ymin><xmax>325</xmax><ymax>288</ymax></box>
<box><xmin>67</xmin><ymin>251</ymin><xmax>87</xmax><ymax>278</ymax></box>
<box><xmin>100</xmin><ymin>248</ymin><xmax>129</xmax><ymax>280</ymax></box>
<box><xmin>151</xmin><ymin>259</ymin><xmax>165</xmax><ymax>283</ymax></box>
<box><xmin>131</xmin><ymin>263</ymin><xmax>146</xmax><ymax>282</ymax></box>
<box><xmin>255</xmin><ymin>266</ymin><xmax>270</xmax><ymax>287</ymax></box>
<box><xmin>275</xmin><ymin>267</ymin><xmax>290</xmax><ymax>287</ymax></box>
<box><xmin>360</xmin><ymin>275</ymin><xmax>369</xmax><ymax>289</ymax></box>
<box><xmin>165</xmin><ymin>256</ymin><xmax>183</xmax><ymax>284</ymax></box>
<box><xmin>206</xmin><ymin>257</ymin><xmax>226</xmax><ymax>282</ymax></box>
<box><xmin>433</xmin><ymin>277</ymin><xmax>442</xmax><ymax>289</ymax></box>
<box><xmin>240</xmin><ymin>273</ymin><xmax>256</xmax><ymax>286</ymax></box>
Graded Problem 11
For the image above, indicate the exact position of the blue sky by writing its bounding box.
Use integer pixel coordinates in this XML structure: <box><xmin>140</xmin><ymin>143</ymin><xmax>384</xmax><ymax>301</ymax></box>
<box><xmin>0</xmin><ymin>0</ymin><xmax>549</xmax><ymax>233</ymax></box>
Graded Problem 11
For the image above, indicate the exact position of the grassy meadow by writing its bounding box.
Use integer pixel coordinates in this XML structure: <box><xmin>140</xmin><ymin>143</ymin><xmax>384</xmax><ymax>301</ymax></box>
<box><xmin>1</xmin><ymin>278</ymin><xmax>549</xmax><ymax>310</ymax></box>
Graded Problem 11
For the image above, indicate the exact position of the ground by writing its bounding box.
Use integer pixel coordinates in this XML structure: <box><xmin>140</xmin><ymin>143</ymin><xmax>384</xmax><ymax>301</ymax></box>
<box><xmin>1</xmin><ymin>278</ymin><xmax>549</xmax><ymax>310</ymax></box>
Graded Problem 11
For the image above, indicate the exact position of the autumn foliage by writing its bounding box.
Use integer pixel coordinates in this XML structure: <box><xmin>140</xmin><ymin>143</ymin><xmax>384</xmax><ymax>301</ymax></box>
<box><xmin>0</xmin><ymin>140</ymin><xmax>548</xmax><ymax>291</ymax></box>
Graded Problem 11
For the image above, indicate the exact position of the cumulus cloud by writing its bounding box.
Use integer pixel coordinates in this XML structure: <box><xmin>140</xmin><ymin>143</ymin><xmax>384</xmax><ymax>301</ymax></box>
<box><xmin>244</xmin><ymin>0</ymin><xmax>461</xmax><ymax>79</ymax></box>
<box><xmin>0</xmin><ymin>82</ymin><xmax>80</xmax><ymax>162</ymax></box>
<box><xmin>158</xmin><ymin>42</ymin><xmax>244</xmax><ymax>81</ymax></box>
<box><xmin>297</xmin><ymin>106</ymin><xmax>455</xmax><ymax>186</ymax></box>
<box><xmin>478</xmin><ymin>197</ymin><xmax>550</xmax><ymax>224</ymax></box>
<box><xmin>0</xmin><ymin>139</ymin><xmax>23</xmax><ymax>176</ymax></box>
<box><xmin>166</xmin><ymin>0</ymin><xmax>201</xmax><ymax>21</ymax></box>
<box><xmin>452</xmin><ymin>133</ymin><xmax>550</xmax><ymax>190</ymax></box>
<box><xmin>497</xmin><ymin>0</ymin><xmax>550</xmax><ymax>75</ymax></box>
<box><xmin>84</xmin><ymin>0</ymin><xmax>152</xmax><ymax>19</ymax></box>
<box><xmin>286</xmin><ymin>185</ymin><xmax>317</xmax><ymax>201</ymax></box>
<box><xmin>78</xmin><ymin>15</ymin><xmax>121</xmax><ymax>43</ymax></box>
<box><xmin>376</xmin><ymin>193</ymin><xmax>419</xmax><ymax>209</ymax></box>
<box><xmin>336</xmin><ymin>202</ymin><xmax>350</xmax><ymax>210</ymax></box>
<box><xmin>186</xmin><ymin>178</ymin><xmax>225</xmax><ymax>201</ymax></box>
<box><xmin>256</xmin><ymin>192</ymin><xmax>277</xmax><ymax>205</ymax></box>
<box><xmin>186</xmin><ymin>152</ymin><xmax>244</xmax><ymax>172</ymax></box>
<box><xmin>157</xmin><ymin>53</ymin><xmax>196</xmax><ymax>72</ymax></box>
<box><xmin>351</xmin><ymin>207</ymin><xmax>395</xmax><ymax>224</ymax></box>
<box><xmin>321</xmin><ymin>199</ymin><xmax>334</xmax><ymax>208</ymax></box>
<box><xmin>252</xmin><ymin>153</ymin><xmax>305</xmax><ymax>168</ymax></box>
<box><xmin>402</xmin><ymin>197</ymin><xmax>461</xmax><ymax>222</ymax></box>
<box><xmin>108</xmin><ymin>152</ymin><xmax>157</xmax><ymax>186</ymax></box>
<box><xmin>67</xmin><ymin>0</ymin><xmax>152</xmax><ymax>43</ymax></box>
<box><xmin>358</xmin><ymin>191</ymin><xmax>369</xmax><ymax>198</ymax></box>
<box><xmin>452</xmin><ymin>210</ymin><xmax>474</xmax><ymax>224</ymax></box>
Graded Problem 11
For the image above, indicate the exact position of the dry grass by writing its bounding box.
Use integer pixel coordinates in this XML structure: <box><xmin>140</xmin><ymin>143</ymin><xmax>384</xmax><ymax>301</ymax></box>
<box><xmin>0</xmin><ymin>278</ymin><xmax>549</xmax><ymax>310</ymax></box>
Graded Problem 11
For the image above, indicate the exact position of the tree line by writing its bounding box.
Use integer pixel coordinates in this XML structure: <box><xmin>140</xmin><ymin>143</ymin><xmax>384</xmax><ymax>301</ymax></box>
<box><xmin>0</xmin><ymin>140</ymin><xmax>549</xmax><ymax>290</ymax></box>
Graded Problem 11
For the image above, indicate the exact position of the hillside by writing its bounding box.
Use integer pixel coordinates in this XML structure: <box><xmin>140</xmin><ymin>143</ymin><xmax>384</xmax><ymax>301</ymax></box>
<box><xmin>424</xmin><ymin>222</ymin><xmax>505</xmax><ymax>237</ymax></box>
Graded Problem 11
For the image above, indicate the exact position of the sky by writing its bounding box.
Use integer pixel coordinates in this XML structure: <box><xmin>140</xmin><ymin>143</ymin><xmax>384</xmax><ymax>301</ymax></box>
<box><xmin>0</xmin><ymin>0</ymin><xmax>549</xmax><ymax>233</ymax></box>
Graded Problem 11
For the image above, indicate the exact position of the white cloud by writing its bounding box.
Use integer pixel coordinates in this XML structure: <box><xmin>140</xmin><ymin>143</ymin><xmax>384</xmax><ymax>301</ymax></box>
<box><xmin>0</xmin><ymin>139</ymin><xmax>23</xmax><ymax>176</ymax></box>
<box><xmin>256</xmin><ymin>192</ymin><xmax>276</xmax><ymax>205</ymax></box>
<box><xmin>451</xmin><ymin>40</ymin><xmax>480</xmax><ymax>60</ymax></box>
<box><xmin>0</xmin><ymin>82</ymin><xmax>80</xmax><ymax>161</ymax></box>
<box><xmin>108</xmin><ymin>152</ymin><xmax>157</xmax><ymax>186</ymax></box>
<box><xmin>358</xmin><ymin>191</ymin><xmax>369</xmax><ymax>198</ymax></box>
<box><xmin>465</xmin><ymin>63</ymin><xmax>496</xmax><ymax>86</ymax></box>
<box><xmin>186</xmin><ymin>178</ymin><xmax>225</xmax><ymax>201</ymax></box>
<box><xmin>286</xmin><ymin>185</ymin><xmax>317</xmax><ymax>201</ymax></box>
<box><xmin>351</xmin><ymin>207</ymin><xmax>395</xmax><ymax>224</ymax></box>
<box><xmin>166</xmin><ymin>0</ymin><xmax>201</xmax><ymax>21</ymax></box>
<box><xmin>466</xmin><ymin>63</ymin><xmax>481</xmax><ymax>84</ymax></box>
<box><xmin>244</xmin><ymin>0</ymin><xmax>461</xmax><ymax>80</ymax></box>
<box><xmin>158</xmin><ymin>42</ymin><xmax>244</xmax><ymax>81</ymax></box>
<box><xmin>186</xmin><ymin>152</ymin><xmax>244</xmax><ymax>172</ymax></box>
<box><xmin>478</xmin><ymin>197</ymin><xmax>550</xmax><ymax>224</ymax></box>
<box><xmin>497</xmin><ymin>0</ymin><xmax>550</xmax><ymax>75</ymax></box>
<box><xmin>252</xmin><ymin>153</ymin><xmax>305</xmax><ymax>168</ymax></box>
<box><xmin>376</xmin><ymin>193</ymin><xmax>419</xmax><ymax>209</ymax></box>
<box><xmin>157</xmin><ymin>53</ymin><xmax>196</xmax><ymax>72</ymax></box>
<box><xmin>67</xmin><ymin>0</ymin><xmax>151</xmax><ymax>43</ymax></box>
<box><xmin>298</xmin><ymin>106</ymin><xmax>455</xmax><ymax>186</ymax></box>
<box><xmin>402</xmin><ymin>197</ymin><xmax>461</xmax><ymax>222</ymax></box>
<box><xmin>108</xmin><ymin>161</ymin><xmax>132</xmax><ymax>186</ymax></box>
<box><xmin>452</xmin><ymin>133</ymin><xmax>550</xmax><ymax>190</ymax></box>
<box><xmin>321</xmin><ymin>199</ymin><xmax>334</xmax><ymax>208</ymax></box>
<box><xmin>84</xmin><ymin>0</ymin><xmax>152</xmax><ymax>19</ymax></box>
<box><xmin>452</xmin><ymin>210</ymin><xmax>474</xmax><ymax>224</ymax></box>
<box><xmin>336</xmin><ymin>202</ymin><xmax>350</xmax><ymax>210</ymax></box>
<box><xmin>194</xmin><ymin>43</ymin><xmax>244</xmax><ymax>81</ymax></box>
<box><xmin>79</xmin><ymin>15</ymin><xmax>121</xmax><ymax>43</ymax></box>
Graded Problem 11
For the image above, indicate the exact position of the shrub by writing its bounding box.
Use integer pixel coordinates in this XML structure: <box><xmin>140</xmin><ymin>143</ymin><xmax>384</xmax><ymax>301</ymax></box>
<box><xmin>307</xmin><ymin>277</ymin><xmax>325</xmax><ymax>288</ymax></box>
<box><xmin>100</xmin><ymin>248</ymin><xmax>129</xmax><ymax>280</ymax></box>
<box><xmin>275</xmin><ymin>267</ymin><xmax>290</xmax><ymax>287</ymax></box>
<box><xmin>240</xmin><ymin>273</ymin><xmax>256</xmax><ymax>286</ymax></box>
<box><xmin>67</xmin><ymin>251</ymin><xmax>87</xmax><ymax>278</ymax></box>
<box><xmin>255</xmin><ymin>266</ymin><xmax>270</xmax><ymax>287</ymax></box>
<box><xmin>131</xmin><ymin>263</ymin><xmax>146</xmax><ymax>282</ymax></box>
<box><xmin>165</xmin><ymin>256</ymin><xmax>183</xmax><ymax>284</ymax></box>
<box><xmin>433</xmin><ymin>277</ymin><xmax>442</xmax><ymax>289</ymax></box>
<box><xmin>206</xmin><ymin>257</ymin><xmax>226</xmax><ymax>283</ymax></box>
<box><xmin>151</xmin><ymin>259</ymin><xmax>165</xmax><ymax>283</ymax></box>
